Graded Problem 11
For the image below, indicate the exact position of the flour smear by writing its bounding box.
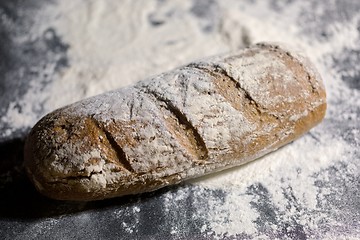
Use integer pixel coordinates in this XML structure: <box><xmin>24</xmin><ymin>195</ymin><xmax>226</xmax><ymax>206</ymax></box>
<box><xmin>1</xmin><ymin>0</ymin><xmax>359</xmax><ymax>239</ymax></box>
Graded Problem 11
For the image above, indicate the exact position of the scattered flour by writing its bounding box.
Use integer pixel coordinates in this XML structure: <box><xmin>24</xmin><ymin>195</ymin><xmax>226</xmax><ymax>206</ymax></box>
<box><xmin>1</xmin><ymin>0</ymin><xmax>359</xmax><ymax>239</ymax></box>
<box><xmin>189</xmin><ymin>132</ymin><xmax>351</xmax><ymax>237</ymax></box>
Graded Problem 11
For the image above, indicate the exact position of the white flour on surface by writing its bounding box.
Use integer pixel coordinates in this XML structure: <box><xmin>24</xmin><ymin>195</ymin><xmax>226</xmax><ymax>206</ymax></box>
<box><xmin>1</xmin><ymin>0</ymin><xmax>359</xmax><ymax>239</ymax></box>
<box><xmin>189</xmin><ymin>132</ymin><xmax>351</xmax><ymax>238</ymax></box>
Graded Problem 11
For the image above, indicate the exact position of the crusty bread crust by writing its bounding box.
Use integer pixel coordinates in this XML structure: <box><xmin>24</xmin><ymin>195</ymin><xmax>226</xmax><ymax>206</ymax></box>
<box><xmin>24</xmin><ymin>43</ymin><xmax>327</xmax><ymax>201</ymax></box>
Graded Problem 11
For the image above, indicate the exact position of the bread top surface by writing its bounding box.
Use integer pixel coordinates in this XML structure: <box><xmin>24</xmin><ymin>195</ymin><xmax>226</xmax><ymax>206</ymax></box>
<box><xmin>24</xmin><ymin>43</ymin><xmax>326</xmax><ymax>200</ymax></box>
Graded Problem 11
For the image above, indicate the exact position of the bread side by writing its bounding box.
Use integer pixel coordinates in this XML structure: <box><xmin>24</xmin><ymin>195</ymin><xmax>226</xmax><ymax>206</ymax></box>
<box><xmin>24</xmin><ymin>43</ymin><xmax>327</xmax><ymax>201</ymax></box>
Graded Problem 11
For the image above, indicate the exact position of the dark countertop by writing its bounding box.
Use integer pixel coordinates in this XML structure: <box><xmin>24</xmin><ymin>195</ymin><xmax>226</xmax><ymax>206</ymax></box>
<box><xmin>0</xmin><ymin>0</ymin><xmax>359</xmax><ymax>239</ymax></box>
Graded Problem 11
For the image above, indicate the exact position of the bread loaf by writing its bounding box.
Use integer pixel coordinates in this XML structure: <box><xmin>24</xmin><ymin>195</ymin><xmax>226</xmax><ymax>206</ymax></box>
<box><xmin>24</xmin><ymin>43</ymin><xmax>327</xmax><ymax>201</ymax></box>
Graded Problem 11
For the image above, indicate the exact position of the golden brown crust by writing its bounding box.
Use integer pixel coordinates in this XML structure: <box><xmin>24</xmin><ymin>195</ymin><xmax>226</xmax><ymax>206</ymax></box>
<box><xmin>24</xmin><ymin>43</ymin><xmax>327</xmax><ymax>201</ymax></box>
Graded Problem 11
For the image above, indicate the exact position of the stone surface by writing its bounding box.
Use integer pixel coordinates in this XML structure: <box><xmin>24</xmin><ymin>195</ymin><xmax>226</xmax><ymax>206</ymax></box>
<box><xmin>0</xmin><ymin>0</ymin><xmax>359</xmax><ymax>239</ymax></box>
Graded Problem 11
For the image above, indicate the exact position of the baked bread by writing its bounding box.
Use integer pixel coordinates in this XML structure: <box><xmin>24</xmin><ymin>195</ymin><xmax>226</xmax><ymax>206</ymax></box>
<box><xmin>24</xmin><ymin>43</ymin><xmax>327</xmax><ymax>201</ymax></box>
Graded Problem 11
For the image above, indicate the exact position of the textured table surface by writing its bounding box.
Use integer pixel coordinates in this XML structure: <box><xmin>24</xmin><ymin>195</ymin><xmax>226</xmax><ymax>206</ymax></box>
<box><xmin>0</xmin><ymin>0</ymin><xmax>359</xmax><ymax>239</ymax></box>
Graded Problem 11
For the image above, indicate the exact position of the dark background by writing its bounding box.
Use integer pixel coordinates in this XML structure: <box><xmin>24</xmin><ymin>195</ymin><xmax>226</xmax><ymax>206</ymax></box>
<box><xmin>0</xmin><ymin>0</ymin><xmax>359</xmax><ymax>239</ymax></box>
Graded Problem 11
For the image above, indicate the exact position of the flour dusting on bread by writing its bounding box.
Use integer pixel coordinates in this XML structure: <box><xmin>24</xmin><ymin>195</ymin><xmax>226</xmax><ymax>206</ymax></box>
<box><xmin>24</xmin><ymin>43</ymin><xmax>326</xmax><ymax>201</ymax></box>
